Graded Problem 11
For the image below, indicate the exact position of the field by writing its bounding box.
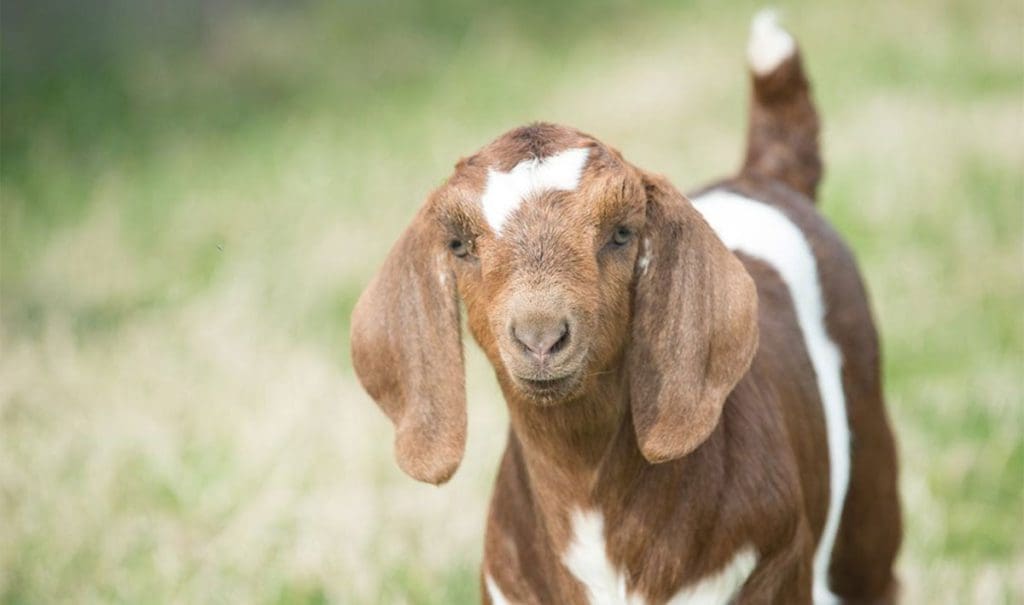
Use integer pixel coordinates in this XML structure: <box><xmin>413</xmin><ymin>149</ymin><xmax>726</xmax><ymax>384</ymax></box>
<box><xmin>1</xmin><ymin>0</ymin><xmax>1021</xmax><ymax>602</ymax></box>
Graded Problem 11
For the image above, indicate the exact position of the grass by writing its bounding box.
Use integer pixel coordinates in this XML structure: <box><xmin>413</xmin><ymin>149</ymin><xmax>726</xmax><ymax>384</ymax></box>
<box><xmin>1</xmin><ymin>0</ymin><xmax>1022</xmax><ymax>602</ymax></box>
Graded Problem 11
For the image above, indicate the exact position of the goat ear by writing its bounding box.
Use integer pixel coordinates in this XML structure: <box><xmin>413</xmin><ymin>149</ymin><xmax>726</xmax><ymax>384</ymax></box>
<box><xmin>350</xmin><ymin>205</ymin><xmax>465</xmax><ymax>484</ymax></box>
<box><xmin>628</xmin><ymin>173</ymin><xmax>759</xmax><ymax>463</ymax></box>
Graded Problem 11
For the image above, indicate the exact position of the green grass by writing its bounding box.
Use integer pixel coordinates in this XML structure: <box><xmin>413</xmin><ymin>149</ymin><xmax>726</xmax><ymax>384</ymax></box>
<box><xmin>2</xmin><ymin>0</ymin><xmax>1022</xmax><ymax>603</ymax></box>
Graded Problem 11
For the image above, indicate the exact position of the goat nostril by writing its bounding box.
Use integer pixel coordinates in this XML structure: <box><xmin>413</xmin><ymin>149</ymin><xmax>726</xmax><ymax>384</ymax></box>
<box><xmin>512</xmin><ymin>319</ymin><xmax>571</xmax><ymax>359</ymax></box>
<box><xmin>549</xmin><ymin>321</ymin><xmax>570</xmax><ymax>355</ymax></box>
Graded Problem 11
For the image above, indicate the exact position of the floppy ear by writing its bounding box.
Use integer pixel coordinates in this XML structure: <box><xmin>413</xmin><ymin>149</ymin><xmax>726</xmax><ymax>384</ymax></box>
<box><xmin>350</xmin><ymin>205</ymin><xmax>465</xmax><ymax>485</ymax></box>
<box><xmin>628</xmin><ymin>173</ymin><xmax>759</xmax><ymax>463</ymax></box>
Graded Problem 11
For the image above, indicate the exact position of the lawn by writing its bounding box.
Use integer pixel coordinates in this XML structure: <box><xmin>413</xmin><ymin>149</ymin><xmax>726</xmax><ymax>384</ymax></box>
<box><xmin>1</xmin><ymin>0</ymin><xmax>1021</xmax><ymax>602</ymax></box>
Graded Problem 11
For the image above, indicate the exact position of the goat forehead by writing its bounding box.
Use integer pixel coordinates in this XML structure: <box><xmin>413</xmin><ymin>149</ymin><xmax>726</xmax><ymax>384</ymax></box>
<box><xmin>479</xmin><ymin>147</ymin><xmax>591</xmax><ymax>235</ymax></box>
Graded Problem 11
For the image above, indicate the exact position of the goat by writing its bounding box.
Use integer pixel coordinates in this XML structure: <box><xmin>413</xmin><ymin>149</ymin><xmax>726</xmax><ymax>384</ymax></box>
<box><xmin>351</xmin><ymin>11</ymin><xmax>901</xmax><ymax>604</ymax></box>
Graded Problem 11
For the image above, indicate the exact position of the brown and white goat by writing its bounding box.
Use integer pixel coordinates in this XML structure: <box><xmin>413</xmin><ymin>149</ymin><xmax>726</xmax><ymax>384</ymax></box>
<box><xmin>351</xmin><ymin>11</ymin><xmax>901</xmax><ymax>604</ymax></box>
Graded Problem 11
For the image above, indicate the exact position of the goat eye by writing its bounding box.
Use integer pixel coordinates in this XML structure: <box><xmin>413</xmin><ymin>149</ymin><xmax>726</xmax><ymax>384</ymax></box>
<box><xmin>611</xmin><ymin>226</ymin><xmax>632</xmax><ymax>246</ymax></box>
<box><xmin>448</xmin><ymin>238</ymin><xmax>469</xmax><ymax>257</ymax></box>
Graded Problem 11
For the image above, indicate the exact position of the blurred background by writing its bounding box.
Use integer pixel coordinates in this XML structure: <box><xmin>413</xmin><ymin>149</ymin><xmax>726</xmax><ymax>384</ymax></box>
<box><xmin>1</xmin><ymin>0</ymin><xmax>1021</xmax><ymax>602</ymax></box>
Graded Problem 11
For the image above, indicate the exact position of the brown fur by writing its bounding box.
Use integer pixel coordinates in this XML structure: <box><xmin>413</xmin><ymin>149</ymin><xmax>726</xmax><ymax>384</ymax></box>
<box><xmin>628</xmin><ymin>173</ymin><xmax>760</xmax><ymax>464</ymax></box>
<box><xmin>743</xmin><ymin>49</ymin><xmax>822</xmax><ymax>200</ymax></box>
<box><xmin>351</xmin><ymin>28</ymin><xmax>899</xmax><ymax>605</ymax></box>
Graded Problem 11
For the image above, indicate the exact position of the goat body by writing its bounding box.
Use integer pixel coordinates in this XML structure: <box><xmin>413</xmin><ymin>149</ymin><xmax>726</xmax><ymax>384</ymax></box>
<box><xmin>351</xmin><ymin>11</ymin><xmax>901</xmax><ymax>605</ymax></box>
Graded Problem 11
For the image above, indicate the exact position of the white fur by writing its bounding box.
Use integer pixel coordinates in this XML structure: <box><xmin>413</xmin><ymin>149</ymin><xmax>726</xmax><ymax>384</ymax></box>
<box><xmin>437</xmin><ymin>254</ymin><xmax>448</xmax><ymax>287</ymax></box>
<box><xmin>480</xmin><ymin>147</ymin><xmax>590</xmax><ymax>234</ymax></box>
<box><xmin>562</xmin><ymin>509</ymin><xmax>637</xmax><ymax>605</ymax></box>
<box><xmin>665</xmin><ymin>546</ymin><xmax>757</xmax><ymax>605</ymax></box>
<box><xmin>638</xmin><ymin>237</ymin><xmax>652</xmax><ymax>275</ymax></box>
<box><xmin>562</xmin><ymin>508</ymin><xmax>756</xmax><ymax>605</ymax></box>
<box><xmin>693</xmin><ymin>190</ymin><xmax>849</xmax><ymax>605</ymax></box>
<box><xmin>485</xmin><ymin>573</ymin><xmax>511</xmax><ymax>605</ymax></box>
<box><xmin>748</xmin><ymin>9</ymin><xmax>795</xmax><ymax>75</ymax></box>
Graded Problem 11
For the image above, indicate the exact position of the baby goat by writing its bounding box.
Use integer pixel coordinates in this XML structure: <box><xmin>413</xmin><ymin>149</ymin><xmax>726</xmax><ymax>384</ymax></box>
<box><xmin>351</xmin><ymin>11</ymin><xmax>901</xmax><ymax>604</ymax></box>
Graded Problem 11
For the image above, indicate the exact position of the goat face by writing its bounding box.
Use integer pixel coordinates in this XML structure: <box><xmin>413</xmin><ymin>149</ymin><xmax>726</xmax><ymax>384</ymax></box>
<box><xmin>351</xmin><ymin>123</ymin><xmax>759</xmax><ymax>484</ymax></box>
<box><xmin>439</xmin><ymin>131</ymin><xmax>647</xmax><ymax>405</ymax></box>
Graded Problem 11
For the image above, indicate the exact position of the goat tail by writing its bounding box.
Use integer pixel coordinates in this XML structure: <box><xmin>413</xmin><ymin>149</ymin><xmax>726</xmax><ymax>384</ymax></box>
<box><xmin>741</xmin><ymin>10</ymin><xmax>823</xmax><ymax>201</ymax></box>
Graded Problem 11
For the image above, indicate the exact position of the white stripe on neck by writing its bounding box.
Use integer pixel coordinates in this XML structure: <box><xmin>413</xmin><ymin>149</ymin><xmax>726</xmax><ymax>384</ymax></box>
<box><xmin>562</xmin><ymin>508</ymin><xmax>756</xmax><ymax>605</ymax></box>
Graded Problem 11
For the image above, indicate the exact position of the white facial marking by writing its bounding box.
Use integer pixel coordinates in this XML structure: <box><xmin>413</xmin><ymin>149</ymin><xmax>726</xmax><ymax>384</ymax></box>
<box><xmin>747</xmin><ymin>9</ymin><xmax>795</xmax><ymax>75</ymax></box>
<box><xmin>638</xmin><ymin>237</ymin><xmax>652</xmax><ymax>275</ymax></box>
<box><xmin>479</xmin><ymin>147</ymin><xmax>590</xmax><ymax>235</ymax></box>
<box><xmin>562</xmin><ymin>508</ymin><xmax>757</xmax><ymax>605</ymax></box>
<box><xmin>485</xmin><ymin>573</ymin><xmax>511</xmax><ymax>605</ymax></box>
<box><xmin>693</xmin><ymin>190</ymin><xmax>849</xmax><ymax>605</ymax></box>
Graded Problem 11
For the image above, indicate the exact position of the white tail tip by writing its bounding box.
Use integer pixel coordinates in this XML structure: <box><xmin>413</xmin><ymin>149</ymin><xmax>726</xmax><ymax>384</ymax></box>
<box><xmin>748</xmin><ymin>9</ymin><xmax>796</xmax><ymax>75</ymax></box>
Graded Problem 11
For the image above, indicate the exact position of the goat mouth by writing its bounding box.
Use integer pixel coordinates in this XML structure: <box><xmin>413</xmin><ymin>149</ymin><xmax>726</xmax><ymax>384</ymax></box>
<box><xmin>513</xmin><ymin>373</ymin><xmax>581</xmax><ymax>401</ymax></box>
<box><xmin>520</xmin><ymin>376</ymin><xmax>569</xmax><ymax>389</ymax></box>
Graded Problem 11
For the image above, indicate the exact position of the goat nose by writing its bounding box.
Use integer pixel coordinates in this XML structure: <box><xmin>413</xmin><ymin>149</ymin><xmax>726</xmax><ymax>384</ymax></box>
<box><xmin>512</xmin><ymin>316</ymin><xmax>570</xmax><ymax>360</ymax></box>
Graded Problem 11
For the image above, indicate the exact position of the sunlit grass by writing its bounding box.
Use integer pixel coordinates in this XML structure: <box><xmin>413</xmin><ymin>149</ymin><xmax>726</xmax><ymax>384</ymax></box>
<box><xmin>2</xmin><ymin>0</ymin><xmax>1021</xmax><ymax>603</ymax></box>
